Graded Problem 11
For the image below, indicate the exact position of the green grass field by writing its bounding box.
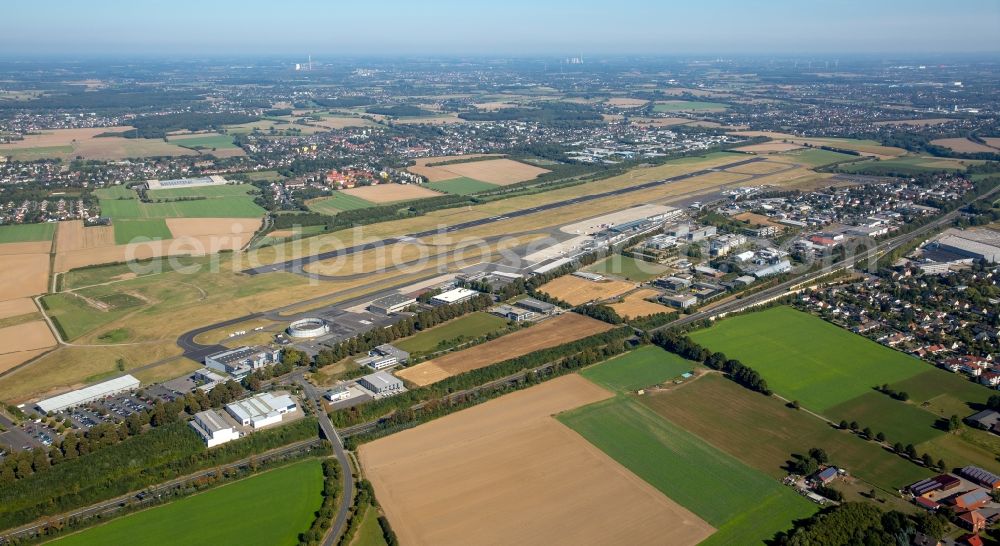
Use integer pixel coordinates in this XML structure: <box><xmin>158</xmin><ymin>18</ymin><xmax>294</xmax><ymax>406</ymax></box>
<box><xmin>41</xmin><ymin>292</ymin><xmax>135</xmax><ymax>341</ymax></box>
<box><xmin>559</xmin><ymin>396</ymin><xmax>816</xmax><ymax>545</ymax></box>
<box><xmin>394</xmin><ymin>312</ymin><xmax>509</xmax><ymax>354</ymax></box>
<box><xmin>826</xmin><ymin>392</ymin><xmax>944</xmax><ymax>446</ymax></box>
<box><xmin>837</xmin><ymin>156</ymin><xmax>969</xmax><ymax>176</ymax></box>
<box><xmin>146</xmin><ymin>184</ymin><xmax>255</xmax><ymax>200</ymax></box>
<box><xmin>689</xmin><ymin>307</ymin><xmax>926</xmax><ymax>412</ymax></box>
<box><xmin>653</xmin><ymin>100</ymin><xmax>729</xmax><ymax>112</ymax></box>
<box><xmin>307</xmin><ymin>192</ymin><xmax>376</xmax><ymax>215</ymax></box>
<box><xmin>350</xmin><ymin>505</ymin><xmax>388</xmax><ymax>546</ymax></box>
<box><xmin>52</xmin><ymin>459</ymin><xmax>324</xmax><ymax>546</ymax></box>
<box><xmin>113</xmin><ymin>219</ymin><xmax>174</xmax><ymax>244</ymax></box>
<box><xmin>426</xmin><ymin>177</ymin><xmax>499</xmax><ymax>195</ymax></box>
<box><xmin>918</xmin><ymin>428</ymin><xmax>1000</xmax><ymax>475</ymax></box>
<box><xmin>99</xmin><ymin>196</ymin><xmax>265</xmax><ymax>219</ymax></box>
<box><xmin>640</xmin><ymin>374</ymin><xmax>932</xmax><ymax>491</ymax></box>
<box><xmin>891</xmin><ymin>368</ymin><xmax>993</xmax><ymax>418</ymax></box>
<box><xmin>0</xmin><ymin>222</ymin><xmax>55</xmax><ymax>243</ymax></box>
<box><xmin>581</xmin><ymin>346</ymin><xmax>698</xmax><ymax>392</ymax></box>
<box><xmin>93</xmin><ymin>185</ymin><xmax>138</xmax><ymax>200</ymax></box>
<box><xmin>168</xmin><ymin>134</ymin><xmax>239</xmax><ymax>150</ymax></box>
<box><xmin>779</xmin><ymin>148</ymin><xmax>858</xmax><ymax>167</ymax></box>
<box><xmin>586</xmin><ymin>254</ymin><xmax>670</xmax><ymax>281</ymax></box>
<box><xmin>0</xmin><ymin>145</ymin><xmax>74</xmax><ymax>161</ymax></box>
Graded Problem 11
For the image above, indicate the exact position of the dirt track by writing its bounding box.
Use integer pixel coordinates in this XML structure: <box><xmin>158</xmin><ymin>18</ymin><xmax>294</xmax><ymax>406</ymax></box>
<box><xmin>359</xmin><ymin>375</ymin><xmax>715</xmax><ymax>546</ymax></box>
<box><xmin>396</xmin><ymin>313</ymin><xmax>613</xmax><ymax>386</ymax></box>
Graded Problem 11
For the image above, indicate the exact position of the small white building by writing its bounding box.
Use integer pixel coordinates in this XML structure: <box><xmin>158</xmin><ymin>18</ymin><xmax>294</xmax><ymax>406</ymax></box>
<box><xmin>430</xmin><ymin>287</ymin><xmax>479</xmax><ymax>306</ymax></box>
<box><xmin>225</xmin><ymin>392</ymin><xmax>297</xmax><ymax>428</ymax></box>
<box><xmin>358</xmin><ymin>372</ymin><xmax>404</xmax><ymax>396</ymax></box>
<box><xmin>189</xmin><ymin>409</ymin><xmax>240</xmax><ymax>448</ymax></box>
<box><xmin>325</xmin><ymin>386</ymin><xmax>352</xmax><ymax>402</ymax></box>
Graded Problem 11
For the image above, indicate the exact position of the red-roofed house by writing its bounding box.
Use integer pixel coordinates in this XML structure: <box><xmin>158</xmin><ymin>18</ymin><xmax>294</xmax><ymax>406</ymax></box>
<box><xmin>957</xmin><ymin>510</ymin><xmax>986</xmax><ymax>532</ymax></box>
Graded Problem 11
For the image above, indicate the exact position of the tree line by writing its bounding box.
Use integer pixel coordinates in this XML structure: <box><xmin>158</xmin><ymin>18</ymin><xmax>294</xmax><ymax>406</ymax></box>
<box><xmin>650</xmin><ymin>331</ymin><xmax>771</xmax><ymax>395</ymax></box>
<box><xmin>298</xmin><ymin>458</ymin><xmax>342</xmax><ymax>546</ymax></box>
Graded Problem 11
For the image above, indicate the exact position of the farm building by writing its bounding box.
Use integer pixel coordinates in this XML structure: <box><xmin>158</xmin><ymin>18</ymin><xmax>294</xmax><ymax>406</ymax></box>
<box><xmin>225</xmin><ymin>392</ymin><xmax>297</xmax><ymax>428</ymax></box>
<box><xmin>430</xmin><ymin>287</ymin><xmax>480</xmax><ymax>306</ymax></box>
<box><xmin>35</xmin><ymin>374</ymin><xmax>141</xmax><ymax>414</ymax></box>
<box><xmin>957</xmin><ymin>510</ymin><xmax>987</xmax><ymax>532</ymax></box>
<box><xmin>189</xmin><ymin>409</ymin><xmax>240</xmax><ymax>448</ymax></box>
<box><xmin>205</xmin><ymin>346</ymin><xmax>281</xmax><ymax>378</ymax></box>
<box><xmin>355</xmin><ymin>344</ymin><xmax>409</xmax><ymax>371</ymax></box>
<box><xmin>951</xmin><ymin>490</ymin><xmax>991</xmax><ymax>510</ymax></box>
<box><xmin>965</xmin><ymin>409</ymin><xmax>1000</xmax><ymax>434</ymax></box>
<box><xmin>358</xmin><ymin>371</ymin><xmax>404</xmax><ymax>396</ymax></box>
<box><xmin>810</xmin><ymin>466</ymin><xmax>839</xmax><ymax>486</ymax></box>
<box><xmin>368</xmin><ymin>293</ymin><xmax>417</xmax><ymax>315</ymax></box>
<box><xmin>960</xmin><ymin>466</ymin><xmax>1000</xmax><ymax>489</ymax></box>
<box><xmin>909</xmin><ymin>474</ymin><xmax>962</xmax><ymax>497</ymax></box>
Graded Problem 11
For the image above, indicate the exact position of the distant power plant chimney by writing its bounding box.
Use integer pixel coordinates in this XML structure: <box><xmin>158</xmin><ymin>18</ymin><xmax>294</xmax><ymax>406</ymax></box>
<box><xmin>308</xmin><ymin>55</ymin><xmax>313</xmax><ymax>71</ymax></box>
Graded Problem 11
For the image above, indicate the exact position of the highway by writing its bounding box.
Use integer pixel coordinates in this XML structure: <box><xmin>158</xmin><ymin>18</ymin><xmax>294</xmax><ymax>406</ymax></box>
<box><xmin>292</xmin><ymin>373</ymin><xmax>355</xmax><ymax>546</ymax></box>
<box><xmin>241</xmin><ymin>157</ymin><xmax>767</xmax><ymax>275</ymax></box>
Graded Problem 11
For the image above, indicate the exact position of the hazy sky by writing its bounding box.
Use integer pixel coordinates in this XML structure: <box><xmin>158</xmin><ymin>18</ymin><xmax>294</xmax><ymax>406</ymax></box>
<box><xmin>3</xmin><ymin>0</ymin><xmax>999</xmax><ymax>57</ymax></box>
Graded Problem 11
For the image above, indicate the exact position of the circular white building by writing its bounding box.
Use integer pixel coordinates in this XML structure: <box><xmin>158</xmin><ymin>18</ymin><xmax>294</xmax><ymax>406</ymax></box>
<box><xmin>287</xmin><ymin>318</ymin><xmax>329</xmax><ymax>339</ymax></box>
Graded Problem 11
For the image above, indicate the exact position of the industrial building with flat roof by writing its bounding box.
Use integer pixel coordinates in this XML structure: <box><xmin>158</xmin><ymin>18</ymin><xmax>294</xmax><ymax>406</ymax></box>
<box><xmin>368</xmin><ymin>293</ymin><xmax>417</xmax><ymax>315</ymax></box>
<box><xmin>514</xmin><ymin>298</ymin><xmax>556</xmax><ymax>314</ymax></box>
<box><xmin>430</xmin><ymin>287</ymin><xmax>480</xmax><ymax>306</ymax></box>
<box><xmin>189</xmin><ymin>409</ymin><xmax>240</xmax><ymax>448</ymax></box>
<box><xmin>358</xmin><ymin>371</ymin><xmax>404</xmax><ymax>396</ymax></box>
<box><xmin>205</xmin><ymin>346</ymin><xmax>281</xmax><ymax>378</ymax></box>
<box><xmin>146</xmin><ymin>175</ymin><xmax>229</xmax><ymax>190</ymax></box>
<box><xmin>225</xmin><ymin>392</ymin><xmax>297</xmax><ymax>429</ymax></box>
<box><xmin>355</xmin><ymin>344</ymin><xmax>409</xmax><ymax>371</ymax></box>
<box><xmin>35</xmin><ymin>375</ymin><xmax>140</xmax><ymax>414</ymax></box>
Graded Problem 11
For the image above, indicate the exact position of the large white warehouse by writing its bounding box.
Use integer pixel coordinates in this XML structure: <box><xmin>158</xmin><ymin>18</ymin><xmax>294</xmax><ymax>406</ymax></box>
<box><xmin>35</xmin><ymin>375</ymin><xmax>140</xmax><ymax>414</ymax></box>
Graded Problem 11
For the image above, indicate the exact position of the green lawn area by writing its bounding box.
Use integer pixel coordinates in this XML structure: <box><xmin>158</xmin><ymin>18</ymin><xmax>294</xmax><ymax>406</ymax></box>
<box><xmin>243</xmin><ymin>170</ymin><xmax>285</xmax><ymax>182</ymax></box>
<box><xmin>825</xmin><ymin>391</ymin><xmax>944</xmax><ymax>447</ymax></box>
<box><xmin>891</xmin><ymin>368</ymin><xmax>994</xmax><ymax>418</ymax></box>
<box><xmin>61</xmin><ymin>256</ymin><xmax>208</xmax><ymax>290</ymax></box>
<box><xmin>255</xmin><ymin>224</ymin><xmax>328</xmax><ymax>248</ymax></box>
<box><xmin>689</xmin><ymin>306</ymin><xmax>926</xmax><ymax>412</ymax></box>
<box><xmin>40</xmin><ymin>292</ymin><xmax>135</xmax><ymax>341</ymax></box>
<box><xmin>837</xmin><ymin>156</ymin><xmax>969</xmax><ymax>176</ymax></box>
<box><xmin>99</xmin><ymin>196</ymin><xmax>265</xmax><ymax>219</ymax></box>
<box><xmin>0</xmin><ymin>222</ymin><xmax>55</xmax><ymax>243</ymax></box>
<box><xmin>113</xmin><ymin>219</ymin><xmax>174</xmax><ymax>244</ymax></box>
<box><xmin>0</xmin><ymin>145</ymin><xmax>74</xmax><ymax>161</ymax></box>
<box><xmin>918</xmin><ymin>428</ymin><xmax>1000</xmax><ymax>475</ymax></box>
<box><xmin>586</xmin><ymin>254</ymin><xmax>670</xmax><ymax>281</ymax></box>
<box><xmin>146</xmin><ymin>184</ymin><xmax>255</xmax><ymax>200</ymax></box>
<box><xmin>779</xmin><ymin>148</ymin><xmax>857</xmax><ymax>168</ymax></box>
<box><xmin>581</xmin><ymin>346</ymin><xmax>698</xmax><ymax>392</ymax></box>
<box><xmin>350</xmin><ymin>505</ymin><xmax>388</xmax><ymax>546</ymax></box>
<box><xmin>394</xmin><ymin>312</ymin><xmax>509</xmax><ymax>354</ymax></box>
<box><xmin>307</xmin><ymin>192</ymin><xmax>376</xmax><ymax>215</ymax></box>
<box><xmin>168</xmin><ymin>133</ymin><xmax>239</xmax><ymax>150</ymax></box>
<box><xmin>92</xmin><ymin>185</ymin><xmax>138</xmax><ymax>200</ymax></box>
<box><xmin>653</xmin><ymin>100</ymin><xmax>729</xmax><ymax>112</ymax></box>
<box><xmin>640</xmin><ymin>374</ymin><xmax>932</xmax><ymax>491</ymax></box>
<box><xmin>52</xmin><ymin>459</ymin><xmax>324</xmax><ymax>546</ymax></box>
<box><xmin>426</xmin><ymin>177</ymin><xmax>499</xmax><ymax>195</ymax></box>
<box><xmin>558</xmin><ymin>396</ymin><xmax>816</xmax><ymax>545</ymax></box>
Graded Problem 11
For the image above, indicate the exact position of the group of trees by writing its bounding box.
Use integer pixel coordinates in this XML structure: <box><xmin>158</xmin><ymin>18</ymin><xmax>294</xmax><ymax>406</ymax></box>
<box><xmin>458</xmin><ymin>102</ymin><xmax>603</xmax><ymax>124</ymax></box>
<box><xmin>651</xmin><ymin>331</ymin><xmax>771</xmax><ymax>395</ymax></box>
<box><xmin>336</xmin><ymin>480</ymin><xmax>377</xmax><ymax>546</ymax></box>
<box><xmin>874</xmin><ymin>383</ymin><xmax>910</xmax><ymax>401</ymax></box>
<box><xmin>772</xmin><ymin>502</ymin><xmax>950</xmax><ymax>546</ymax></box>
<box><xmin>96</xmin><ymin>112</ymin><xmax>258</xmax><ymax>139</ymax></box>
<box><xmin>574</xmin><ymin>304</ymin><xmax>624</xmax><ymax>325</ymax></box>
<box><xmin>0</xmin><ymin>418</ymin><xmax>318</xmax><ymax>530</ymax></box>
<box><xmin>298</xmin><ymin>458</ymin><xmax>342</xmax><ymax>546</ymax></box>
<box><xmin>314</xmin><ymin>295</ymin><xmax>495</xmax><ymax>367</ymax></box>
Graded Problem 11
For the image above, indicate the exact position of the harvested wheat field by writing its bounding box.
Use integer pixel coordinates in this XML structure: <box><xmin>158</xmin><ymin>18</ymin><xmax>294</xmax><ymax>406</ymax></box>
<box><xmin>396</xmin><ymin>313</ymin><xmax>613</xmax><ymax>387</ymax></box>
<box><xmin>55</xmin><ymin>220</ymin><xmax>114</xmax><ymax>252</ymax></box>
<box><xmin>0</xmin><ymin>349</ymin><xmax>50</xmax><ymax>375</ymax></box>
<box><xmin>930</xmin><ymin>138</ymin><xmax>998</xmax><ymax>154</ymax></box>
<box><xmin>309</xmin><ymin>116</ymin><xmax>375</xmax><ymax>129</ymax></box>
<box><xmin>607</xmin><ymin>97</ymin><xmax>649</xmax><ymax>108</ymax></box>
<box><xmin>538</xmin><ymin>275</ymin><xmax>636</xmax><ymax>306</ymax></box>
<box><xmin>0</xmin><ymin>241</ymin><xmax>51</xmax><ymax>256</ymax></box>
<box><xmin>433</xmin><ymin>158</ymin><xmax>550</xmax><ymax>185</ymax></box>
<box><xmin>0</xmin><ymin>249</ymin><xmax>50</xmax><ymax>301</ymax></box>
<box><xmin>725</xmin><ymin>160</ymin><xmax>790</xmax><ymax>175</ymax></box>
<box><xmin>54</xmin><ymin>232</ymin><xmax>255</xmax><ymax>271</ymax></box>
<box><xmin>609</xmin><ymin>289</ymin><xmax>669</xmax><ymax>319</ymax></box>
<box><xmin>732</xmin><ymin>141</ymin><xmax>803</xmax><ymax>153</ymax></box>
<box><xmin>165</xmin><ymin>217</ymin><xmax>262</xmax><ymax>237</ymax></box>
<box><xmin>340</xmin><ymin>184</ymin><xmax>443</xmax><ymax>203</ymax></box>
<box><xmin>407</xmin><ymin>154</ymin><xmax>501</xmax><ymax>181</ymax></box>
<box><xmin>359</xmin><ymin>375</ymin><xmax>714</xmax><ymax>546</ymax></box>
<box><xmin>0</xmin><ymin>298</ymin><xmax>38</xmax><ymax>320</ymax></box>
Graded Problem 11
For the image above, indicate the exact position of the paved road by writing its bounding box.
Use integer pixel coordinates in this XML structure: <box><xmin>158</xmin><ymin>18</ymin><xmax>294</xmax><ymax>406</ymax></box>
<box><xmin>242</xmin><ymin>157</ymin><xmax>767</xmax><ymax>275</ymax></box>
<box><xmin>293</xmin><ymin>373</ymin><xmax>355</xmax><ymax>546</ymax></box>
